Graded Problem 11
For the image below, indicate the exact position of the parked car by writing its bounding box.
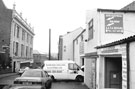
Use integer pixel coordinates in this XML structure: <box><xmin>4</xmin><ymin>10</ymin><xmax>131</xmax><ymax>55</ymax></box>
<box><xmin>11</xmin><ymin>69</ymin><xmax>52</xmax><ymax>89</ymax></box>
<box><xmin>18</xmin><ymin>66</ymin><xmax>30</xmax><ymax>75</ymax></box>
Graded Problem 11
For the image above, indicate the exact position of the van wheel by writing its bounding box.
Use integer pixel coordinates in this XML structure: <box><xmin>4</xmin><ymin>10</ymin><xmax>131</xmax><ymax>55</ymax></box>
<box><xmin>76</xmin><ymin>76</ymin><xmax>84</xmax><ymax>82</ymax></box>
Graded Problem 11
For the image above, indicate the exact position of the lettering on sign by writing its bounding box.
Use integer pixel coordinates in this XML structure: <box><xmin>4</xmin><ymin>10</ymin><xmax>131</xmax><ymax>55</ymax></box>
<box><xmin>101</xmin><ymin>46</ymin><xmax>118</xmax><ymax>53</ymax></box>
<box><xmin>105</xmin><ymin>14</ymin><xmax>123</xmax><ymax>33</ymax></box>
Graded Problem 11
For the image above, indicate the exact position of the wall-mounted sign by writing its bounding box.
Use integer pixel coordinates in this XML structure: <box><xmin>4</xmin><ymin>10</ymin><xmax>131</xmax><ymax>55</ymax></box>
<box><xmin>100</xmin><ymin>46</ymin><xmax>119</xmax><ymax>54</ymax></box>
<box><xmin>105</xmin><ymin>14</ymin><xmax>123</xmax><ymax>33</ymax></box>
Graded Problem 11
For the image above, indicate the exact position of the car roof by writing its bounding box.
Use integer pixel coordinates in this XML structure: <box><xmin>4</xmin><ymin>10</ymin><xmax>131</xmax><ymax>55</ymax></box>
<box><xmin>20</xmin><ymin>69</ymin><xmax>45</xmax><ymax>77</ymax></box>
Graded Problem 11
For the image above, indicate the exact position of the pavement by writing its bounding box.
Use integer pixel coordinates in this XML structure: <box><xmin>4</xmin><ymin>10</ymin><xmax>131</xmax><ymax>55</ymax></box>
<box><xmin>80</xmin><ymin>83</ymin><xmax>89</xmax><ymax>89</ymax></box>
<box><xmin>0</xmin><ymin>73</ymin><xmax>17</xmax><ymax>79</ymax></box>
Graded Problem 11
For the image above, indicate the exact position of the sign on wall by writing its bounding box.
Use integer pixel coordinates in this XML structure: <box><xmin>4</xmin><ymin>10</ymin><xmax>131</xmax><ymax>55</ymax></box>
<box><xmin>105</xmin><ymin>14</ymin><xmax>123</xmax><ymax>33</ymax></box>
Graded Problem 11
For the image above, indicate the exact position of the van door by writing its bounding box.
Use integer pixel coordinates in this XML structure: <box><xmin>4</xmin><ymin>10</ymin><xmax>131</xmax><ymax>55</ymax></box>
<box><xmin>67</xmin><ymin>63</ymin><xmax>78</xmax><ymax>80</ymax></box>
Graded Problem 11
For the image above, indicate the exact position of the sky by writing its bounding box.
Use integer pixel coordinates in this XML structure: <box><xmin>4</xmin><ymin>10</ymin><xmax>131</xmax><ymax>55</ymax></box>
<box><xmin>3</xmin><ymin>0</ymin><xmax>134</xmax><ymax>53</ymax></box>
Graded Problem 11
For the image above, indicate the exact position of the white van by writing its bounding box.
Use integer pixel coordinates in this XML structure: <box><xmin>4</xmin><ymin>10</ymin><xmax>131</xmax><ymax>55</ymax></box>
<box><xmin>42</xmin><ymin>60</ymin><xmax>84</xmax><ymax>82</ymax></box>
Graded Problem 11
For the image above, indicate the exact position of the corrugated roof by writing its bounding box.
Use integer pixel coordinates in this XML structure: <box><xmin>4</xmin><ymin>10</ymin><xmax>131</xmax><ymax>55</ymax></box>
<box><xmin>96</xmin><ymin>35</ymin><xmax>135</xmax><ymax>49</ymax></box>
<box><xmin>97</xmin><ymin>8</ymin><xmax>135</xmax><ymax>13</ymax></box>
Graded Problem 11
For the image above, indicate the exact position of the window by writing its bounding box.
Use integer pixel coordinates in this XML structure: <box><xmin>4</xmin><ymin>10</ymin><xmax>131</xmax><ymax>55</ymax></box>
<box><xmin>88</xmin><ymin>19</ymin><xmax>93</xmax><ymax>40</ymax></box>
<box><xmin>30</xmin><ymin>48</ymin><xmax>32</xmax><ymax>57</ymax></box>
<box><xmin>15</xmin><ymin>42</ymin><xmax>18</xmax><ymax>56</ymax></box>
<box><xmin>21</xmin><ymin>44</ymin><xmax>24</xmax><ymax>57</ymax></box>
<box><xmin>68</xmin><ymin>63</ymin><xmax>79</xmax><ymax>70</ymax></box>
<box><xmin>14</xmin><ymin>24</ymin><xmax>16</xmax><ymax>36</ymax></box>
<box><xmin>22</xmin><ymin>29</ymin><xmax>25</xmax><ymax>40</ymax></box>
<box><xmin>27</xmin><ymin>33</ymin><xmax>29</xmax><ymax>43</ymax></box>
<box><xmin>17</xmin><ymin>25</ymin><xmax>20</xmax><ymax>38</ymax></box>
<box><xmin>13</xmin><ymin>41</ymin><xmax>15</xmax><ymax>55</ymax></box>
<box><xmin>26</xmin><ymin>46</ymin><xmax>28</xmax><ymax>57</ymax></box>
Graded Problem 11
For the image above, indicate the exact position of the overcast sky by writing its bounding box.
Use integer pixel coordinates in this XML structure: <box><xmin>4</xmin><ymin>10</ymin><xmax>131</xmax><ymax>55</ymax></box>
<box><xmin>3</xmin><ymin>0</ymin><xmax>134</xmax><ymax>53</ymax></box>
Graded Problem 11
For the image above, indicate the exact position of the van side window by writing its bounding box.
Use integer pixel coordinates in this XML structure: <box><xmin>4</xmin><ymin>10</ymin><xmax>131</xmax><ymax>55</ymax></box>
<box><xmin>68</xmin><ymin>63</ymin><xmax>78</xmax><ymax>70</ymax></box>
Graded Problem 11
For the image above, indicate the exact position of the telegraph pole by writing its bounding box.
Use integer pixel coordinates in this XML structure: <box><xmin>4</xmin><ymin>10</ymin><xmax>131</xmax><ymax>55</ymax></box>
<box><xmin>49</xmin><ymin>29</ymin><xmax>51</xmax><ymax>60</ymax></box>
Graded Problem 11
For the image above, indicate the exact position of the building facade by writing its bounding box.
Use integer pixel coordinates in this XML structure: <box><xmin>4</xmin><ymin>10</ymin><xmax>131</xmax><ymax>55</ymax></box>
<box><xmin>11</xmin><ymin>8</ymin><xmax>34</xmax><ymax>72</ymax></box>
<box><xmin>96</xmin><ymin>35</ymin><xmax>135</xmax><ymax>89</ymax></box>
<box><xmin>73</xmin><ymin>29</ymin><xmax>86</xmax><ymax>66</ymax></box>
<box><xmin>33</xmin><ymin>50</ymin><xmax>49</xmax><ymax>68</ymax></box>
<box><xmin>84</xmin><ymin>8</ymin><xmax>135</xmax><ymax>89</ymax></box>
<box><xmin>58</xmin><ymin>35</ymin><xmax>63</xmax><ymax>60</ymax></box>
<box><xmin>33</xmin><ymin>50</ymin><xmax>41</xmax><ymax>68</ymax></box>
<box><xmin>58</xmin><ymin>27</ymin><xmax>84</xmax><ymax>61</ymax></box>
<box><xmin>0</xmin><ymin>0</ymin><xmax>34</xmax><ymax>73</ymax></box>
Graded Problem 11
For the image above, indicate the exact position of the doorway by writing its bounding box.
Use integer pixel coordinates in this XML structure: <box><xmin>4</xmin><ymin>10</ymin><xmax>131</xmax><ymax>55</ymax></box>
<box><xmin>105</xmin><ymin>57</ymin><xmax>122</xmax><ymax>88</ymax></box>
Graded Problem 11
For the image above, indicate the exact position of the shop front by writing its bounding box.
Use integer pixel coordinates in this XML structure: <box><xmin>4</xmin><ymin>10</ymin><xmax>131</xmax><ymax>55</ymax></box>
<box><xmin>97</xmin><ymin>43</ymin><xmax>128</xmax><ymax>89</ymax></box>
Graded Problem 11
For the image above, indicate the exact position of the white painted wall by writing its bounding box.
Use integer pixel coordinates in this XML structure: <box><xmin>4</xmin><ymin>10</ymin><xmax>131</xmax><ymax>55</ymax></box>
<box><xmin>74</xmin><ymin>30</ymin><xmax>86</xmax><ymax>66</ymax></box>
<box><xmin>129</xmin><ymin>42</ymin><xmax>135</xmax><ymax>89</ymax></box>
<box><xmin>74</xmin><ymin>38</ymin><xmax>80</xmax><ymax>65</ymax></box>
<box><xmin>86</xmin><ymin>9</ymin><xmax>135</xmax><ymax>54</ymax></box>
<box><xmin>100</xmin><ymin>12</ymin><xmax>135</xmax><ymax>45</ymax></box>
<box><xmin>84</xmin><ymin>58</ymin><xmax>91</xmax><ymax>88</ymax></box>
<box><xmin>62</xmin><ymin>27</ymin><xmax>84</xmax><ymax>61</ymax></box>
<box><xmin>84</xmin><ymin>9</ymin><xmax>135</xmax><ymax>89</ymax></box>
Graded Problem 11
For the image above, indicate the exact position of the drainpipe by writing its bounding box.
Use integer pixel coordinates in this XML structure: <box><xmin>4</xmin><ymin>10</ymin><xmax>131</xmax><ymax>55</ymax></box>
<box><xmin>73</xmin><ymin>40</ymin><xmax>75</xmax><ymax>61</ymax></box>
<box><xmin>126</xmin><ymin>43</ymin><xmax>130</xmax><ymax>89</ymax></box>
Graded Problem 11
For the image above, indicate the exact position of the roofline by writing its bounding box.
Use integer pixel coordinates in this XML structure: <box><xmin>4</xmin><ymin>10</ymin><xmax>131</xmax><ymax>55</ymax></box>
<box><xmin>13</xmin><ymin>10</ymin><xmax>35</xmax><ymax>35</ymax></box>
<box><xmin>61</xmin><ymin>27</ymin><xmax>83</xmax><ymax>37</ymax></box>
<box><xmin>121</xmin><ymin>1</ymin><xmax>135</xmax><ymax>10</ymax></box>
<box><xmin>96</xmin><ymin>35</ymin><xmax>135</xmax><ymax>49</ymax></box>
<box><xmin>97</xmin><ymin>8</ymin><xmax>135</xmax><ymax>13</ymax></box>
<box><xmin>73</xmin><ymin>29</ymin><xmax>86</xmax><ymax>41</ymax></box>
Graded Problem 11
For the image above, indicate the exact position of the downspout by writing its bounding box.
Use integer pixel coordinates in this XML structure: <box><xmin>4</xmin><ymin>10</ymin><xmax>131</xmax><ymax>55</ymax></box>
<box><xmin>126</xmin><ymin>43</ymin><xmax>130</xmax><ymax>89</ymax></box>
<box><xmin>73</xmin><ymin>39</ymin><xmax>75</xmax><ymax>61</ymax></box>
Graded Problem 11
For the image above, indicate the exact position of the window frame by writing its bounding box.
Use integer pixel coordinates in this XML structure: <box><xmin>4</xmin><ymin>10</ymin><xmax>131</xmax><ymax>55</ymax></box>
<box><xmin>88</xmin><ymin>19</ymin><xmax>94</xmax><ymax>40</ymax></box>
<box><xmin>16</xmin><ymin>25</ymin><xmax>20</xmax><ymax>38</ymax></box>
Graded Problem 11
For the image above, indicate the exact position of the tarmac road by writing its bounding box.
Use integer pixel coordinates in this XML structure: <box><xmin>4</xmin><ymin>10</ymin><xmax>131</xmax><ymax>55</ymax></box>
<box><xmin>52</xmin><ymin>80</ymin><xmax>89</xmax><ymax>89</ymax></box>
